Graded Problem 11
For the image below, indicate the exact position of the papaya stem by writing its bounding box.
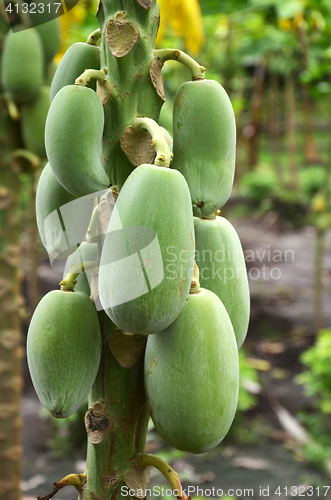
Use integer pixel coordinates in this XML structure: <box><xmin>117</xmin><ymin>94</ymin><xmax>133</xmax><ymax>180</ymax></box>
<box><xmin>134</xmin><ymin>453</ymin><xmax>191</xmax><ymax>500</ymax></box>
<box><xmin>4</xmin><ymin>93</ymin><xmax>20</xmax><ymax>120</ymax></box>
<box><xmin>75</xmin><ymin>68</ymin><xmax>107</xmax><ymax>87</ymax></box>
<box><xmin>86</xmin><ymin>28</ymin><xmax>101</xmax><ymax>46</ymax></box>
<box><xmin>86</xmin><ymin>204</ymin><xmax>100</xmax><ymax>243</ymax></box>
<box><xmin>154</xmin><ymin>49</ymin><xmax>206</xmax><ymax>81</ymax></box>
<box><xmin>11</xmin><ymin>149</ymin><xmax>41</xmax><ymax>169</ymax></box>
<box><xmin>59</xmin><ymin>273</ymin><xmax>79</xmax><ymax>291</ymax></box>
<box><xmin>198</xmin><ymin>209</ymin><xmax>221</xmax><ymax>220</ymax></box>
<box><xmin>37</xmin><ymin>473</ymin><xmax>87</xmax><ymax>500</ymax></box>
<box><xmin>60</xmin><ymin>260</ymin><xmax>100</xmax><ymax>291</ymax></box>
<box><xmin>190</xmin><ymin>262</ymin><xmax>200</xmax><ymax>293</ymax></box>
<box><xmin>132</xmin><ymin>117</ymin><xmax>172</xmax><ymax>167</ymax></box>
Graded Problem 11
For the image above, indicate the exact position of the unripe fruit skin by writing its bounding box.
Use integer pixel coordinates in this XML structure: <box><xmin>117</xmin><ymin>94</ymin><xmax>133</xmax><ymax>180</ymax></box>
<box><xmin>172</xmin><ymin>79</ymin><xmax>236</xmax><ymax>217</ymax></box>
<box><xmin>27</xmin><ymin>290</ymin><xmax>102</xmax><ymax>418</ymax></box>
<box><xmin>99</xmin><ymin>163</ymin><xmax>195</xmax><ymax>334</ymax></box>
<box><xmin>20</xmin><ymin>85</ymin><xmax>50</xmax><ymax>158</ymax></box>
<box><xmin>144</xmin><ymin>288</ymin><xmax>239</xmax><ymax>453</ymax></box>
<box><xmin>194</xmin><ymin>216</ymin><xmax>250</xmax><ymax>348</ymax></box>
<box><xmin>1</xmin><ymin>27</ymin><xmax>44</xmax><ymax>102</ymax></box>
<box><xmin>36</xmin><ymin>163</ymin><xmax>95</xmax><ymax>259</ymax></box>
<box><xmin>45</xmin><ymin>85</ymin><xmax>109</xmax><ymax>197</ymax></box>
<box><xmin>50</xmin><ymin>42</ymin><xmax>100</xmax><ymax>102</ymax></box>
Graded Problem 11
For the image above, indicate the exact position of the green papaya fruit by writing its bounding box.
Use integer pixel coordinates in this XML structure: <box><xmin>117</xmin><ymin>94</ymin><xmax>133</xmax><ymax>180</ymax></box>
<box><xmin>34</xmin><ymin>18</ymin><xmax>61</xmax><ymax>66</ymax></box>
<box><xmin>27</xmin><ymin>290</ymin><xmax>102</xmax><ymax>418</ymax></box>
<box><xmin>46</xmin><ymin>59</ymin><xmax>58</xmax><ymax>86</ymax></box>
<box><xmin>172</xmin><ymin>79</ymin><xmax>236</xmax><ymax>217</ymax></box>
<box><xmin>63</xmin><ymin>241</ymin><xmax>99</xmax><ymax>296</ymax></box>
<box><xmin>45</xmin><ymin>85</ymin><xmax>109</xmax><ymax>197</ymax></box>
<box><xmin>50</xmin><ymin>42</ymin><xmax>100</xmax><ymax>102</ymax></box>
<box><xmin>158</xmin><ymin>99</ymin><xmax>173</xmax><ymax>137</ymax></box>
<box><xmin>194</xmin><ymin>215</ymin><xmax>250</xmax><ymax>348</ymax></box>
<box><xmin>36</xmin><ymin>163</ymin><xmax>95</xmax><ymax>260</ymax></box>
<box><xmin>99</xmin><ymin>163</ymin><xmax>195</xmax><ymax>335</ymax></box>
<box><xmin>20</xmin><ymin>85</ymin><xmax>50</xmax><ymax>158</ymax></box>
<box><xmin>144</xmin><ymin>287</ymin><xmax>239</xmax><ymax>453</ymax></box>
<box><xmin>160</xmin><ymin>126</ymin><xmax>173</xmax><ymax>152</ymax></box>
<box><xmin>0</xmin><ymin>26</ymin><xmax>44</xmax><ymax>102</ymax></box>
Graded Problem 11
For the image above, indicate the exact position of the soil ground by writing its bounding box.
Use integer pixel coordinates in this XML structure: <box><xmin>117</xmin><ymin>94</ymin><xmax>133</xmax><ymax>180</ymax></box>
<box><xmin>21</xmin><ymin>215</ymin><xmax>331</xmax><ymax>500</ymax></box>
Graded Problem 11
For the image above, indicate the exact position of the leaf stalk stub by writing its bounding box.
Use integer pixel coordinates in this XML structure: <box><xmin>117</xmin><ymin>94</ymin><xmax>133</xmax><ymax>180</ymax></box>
<box><xmin>84</xmin><ymin>407</ymin><xmax>115</xmax><ymax>444</ymax></box>
<box><xmin>86</xmin><ymin>28</ymin><xmax>101</xmax><ymax>46</ymax></box>
<box><xmin>75</xmin><ymin>68</ymin><xmax>108</xmax><ymax>87</ymax></box>
<box><xmin>154</xmin><ymin>49</ymin><xmax>206</xmax><ymax>81</ymax></box>
<box><xmin>4</xmin><ymin>93</ymin><xmax>20</xmax><ymax>120</ymax></box>
<box><xmin>134</xmin><ymin>453</ymin><xmax>191</xmax><ymax>500</ymax></box>
<box><xmin>37</xmin><ymin>473</ymin><xmax>87</xmax><ymax>500</ymax></box>
<box><xmin>11</xmin><ymin>149</ymin><xmax>41</xmax><ymax>172</ymax></box>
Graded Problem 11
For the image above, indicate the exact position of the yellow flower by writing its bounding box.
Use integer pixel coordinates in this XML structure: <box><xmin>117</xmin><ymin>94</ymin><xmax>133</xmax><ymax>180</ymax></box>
<box><xmin>157</xmin><ymin>0</ymin><xmax>205</xmax><ymax>54</ymax></box>
<box><xmin>311</xmin><ymin>193</ymin><xmax>327</xmax><ymax>214</ymax></box>
<box><xmin>55</xmin><ymin>0</ymin><xmax>92</xmax><ymax>61</ymax></box>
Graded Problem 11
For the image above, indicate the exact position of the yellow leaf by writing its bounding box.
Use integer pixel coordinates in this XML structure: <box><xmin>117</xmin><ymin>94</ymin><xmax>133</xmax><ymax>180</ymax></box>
<box><xmin>311</xmin><ymin>193</ymin><xmax>327</xmax><ymax>213</ymax></box>
<box><xmin>293</xmin><ymin>11</ymin><xmax>305</xmax><ymax>29</ymax></box>
<box><xmin>157</xmin><ymin>0</ymin><xmax>205</xmax><ymax>54</ymax></box>
<box><xmin>278</xmin><ymin>18</ymin><xmax>293</xmax><ymax>31</ymax></box>
<box><xmin>56</xmin><ymin>0</ymin><xmax>91</xmax><ymax>58</ymax></box>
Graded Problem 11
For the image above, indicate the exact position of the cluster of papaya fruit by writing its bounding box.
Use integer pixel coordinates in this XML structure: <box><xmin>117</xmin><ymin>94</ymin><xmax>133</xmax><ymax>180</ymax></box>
<box><xmin>27</xmin><ymin>29</ymin><xmax>112</xmax><ymax>419</ymax></box>
<box><xmin>25</xmin><ymin>10</ymin><xmax>250</xmax><ymax>458</ymax></box>
<box><xmin>0</xmin><ymin>13</ymin><xmax>60</xmax><ymax>159</ymax></box>
<box><xmin>142</xmin><ymin>79</ymin><xmax>250</xmax><ymax>454</ymax></box>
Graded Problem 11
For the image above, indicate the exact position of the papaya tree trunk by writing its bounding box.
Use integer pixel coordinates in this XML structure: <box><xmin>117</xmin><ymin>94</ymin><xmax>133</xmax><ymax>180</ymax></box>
<box><xmin>267</xmin><ymin>70</ymin><xmax>283</xmax><ymax>186</ymax></box>
<box><xmin>84</xmin><ymin>314</ymin><xmax>149</xmax><ymax>500</ymax></box>
<box><xmin>314</xmin><ymin>89</ymin><xmax>331</xmax><ymax>336</ymax></box>
<box><xmin>314</xmin><ymin>227</ymin><xmax>324</xmax><ymax>335</ymax></box>
<box><xmin>302</xmin><ymin>94</ymin><xmax>321</xmax><ymax>165</ymax></box>
<box><xmin>0</xmin><ymin>98</ymin><xmax>23</xmax><ymax>500</ymax></box>
<box><xmin>284</xmin><ymin>71</ymin><xmax>299</xmax><ymax>189</ymax></box>
<box><xmin>97</xmin><ymin>0</ymin><xmax>164</xmax><ymax>189</ymax></box>
<box><xmin>295</xmin><ymin>22</ymin><xmax>321</xmax><ymax>166</ymax></box>
<box><xmin>82</xmin><ymin>2</ymin><xmax>165</xmax><ymax>498</ymax></box>
<box><xmin>247</xmin><ymin>60</ymin><xmax>265</xmax><ymax>169</ymax></box>
<box><xmin>26</xmin><ymin>174</ymin><xmax>41</xmax><ymax>314</ymax></box>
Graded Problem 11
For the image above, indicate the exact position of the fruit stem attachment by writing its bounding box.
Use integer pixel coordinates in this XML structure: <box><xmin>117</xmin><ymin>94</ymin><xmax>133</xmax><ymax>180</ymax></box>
<box><xmin>190</xmin><ymin>262</ymin><xmax>200</xmax><ymax>293</ymax></box>
<box><xmin>200</xmin><ymin>209</ymin><xmax>221</xmax><ymax>220</ymax></box>
<box><xmin>134</xmin><ymin>453</ymin><xmax>191</xmax><ymax>500</ymax></box>
<box><xmin>75</xmin><ymin>68</ymin><xmax>107</xmax><ymax>87</ymax></box>
<box><xmin>86</xmin><ymin>204</ymin><xmax>100</xmax><ymax>242</ymax></box>
<box><xmin>132</xmin><ymin>117</ymin><xmax>172</xmax><ymax>167</ymax></box>
<box><xmin>60</xmin><ymin>260</ymin><xmax>100</xmax><ymax>291</ymax></box>
<box><xmin>4</xmin><ymin>93</ymin><xmax>20</xmax><ymax>120</ymax></box>
<box><xmin>154</xmin><ymin>49</ymin><xmax>206</xmax><ymax>81</ymax></box>
<box><xmin>86</xmin><ymin>28</ymin><xmax>101</xmax><ymax>45</ymax></box>
<box><xmin>11</xmin><ymin>149</ymin><xmax>41</xmax><ymax>170</ymax></box>
<box><xmin>37</xmin><ymin>473</ymin><xmax>87</xmax><ymax>500</ymax></box>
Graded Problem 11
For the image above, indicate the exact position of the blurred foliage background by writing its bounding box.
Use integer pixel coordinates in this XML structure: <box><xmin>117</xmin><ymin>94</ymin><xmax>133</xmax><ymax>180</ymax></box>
<box><xmin>1</xmin><ymin>0</ymin><xmax>331</xmax><ymax>496</ymax></box>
